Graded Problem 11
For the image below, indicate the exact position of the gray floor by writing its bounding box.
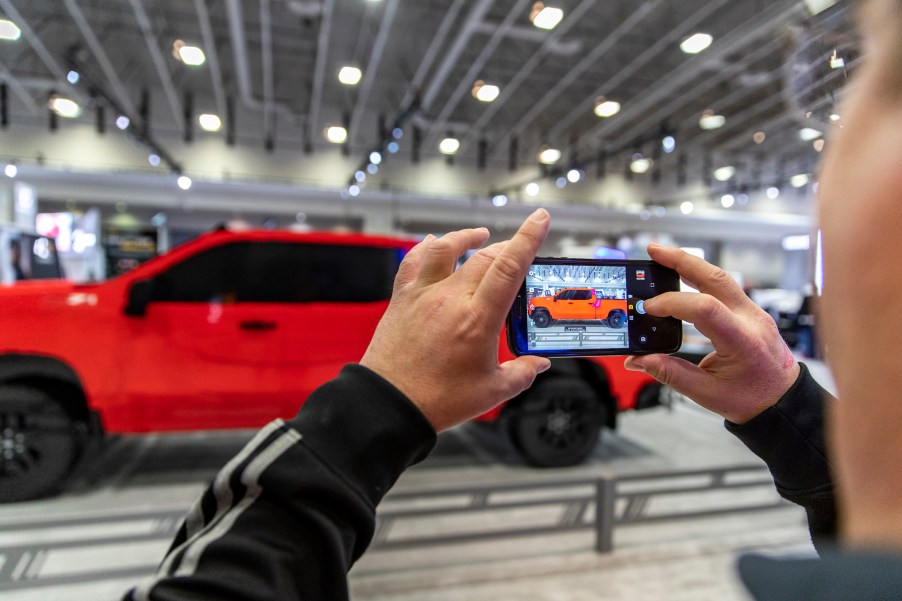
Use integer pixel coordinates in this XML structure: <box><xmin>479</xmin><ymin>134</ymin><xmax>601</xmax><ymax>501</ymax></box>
<box><xmin>0</xmin><ymin>359</ymin><xmax>833</xmax><ymax>600</ymax></box>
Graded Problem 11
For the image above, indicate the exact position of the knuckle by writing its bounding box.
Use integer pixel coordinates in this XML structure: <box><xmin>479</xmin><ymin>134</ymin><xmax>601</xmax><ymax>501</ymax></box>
<box><xmin>696</xmin><ymin>294</ymin><xmax>722</xmax><ymax>322</ymax></box>
<box><xmin>491</xmin><ymin>253</ymin><xmax>525</xmax><ymax>284</ymax></box>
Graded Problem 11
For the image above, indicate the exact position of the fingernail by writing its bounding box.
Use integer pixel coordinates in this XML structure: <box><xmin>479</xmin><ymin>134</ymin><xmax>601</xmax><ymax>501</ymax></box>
<box><xmin>648</xmin><ymin>242</ymin><xmax>662</xmax><ymax>250</ymax></box>
<box><xmin>624</xmin><ymin>359</ymin><xmax>646</xmax><ymax>372</ymax></box>
<box><xmin>529</xmin><ymin>208</ymin><xmax>549</xmax><ymax>222</ymax></box>
<box><xmin>423</xmin><ymin>234</ymin><xmax>435</xmax><ymax>243</ymax></box>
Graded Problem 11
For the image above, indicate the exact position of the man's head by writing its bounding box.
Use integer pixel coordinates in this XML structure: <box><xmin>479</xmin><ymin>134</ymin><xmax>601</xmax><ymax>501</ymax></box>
<box><xmin>817</xmin><ymin>0</ymin><xmax>902</xmax><ymax>548</ymax></box>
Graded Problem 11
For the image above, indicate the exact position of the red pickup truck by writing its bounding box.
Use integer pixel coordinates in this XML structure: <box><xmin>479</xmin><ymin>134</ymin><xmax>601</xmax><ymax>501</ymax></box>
<box><xmin>529</xmin><ymin>287</ymin><xmax>628</xmax><ymax>329</ymax></box>
<box><xmin>0</xmin><ymin>229</ymin><xmax>662</xmax><ymax>501</ymax></box>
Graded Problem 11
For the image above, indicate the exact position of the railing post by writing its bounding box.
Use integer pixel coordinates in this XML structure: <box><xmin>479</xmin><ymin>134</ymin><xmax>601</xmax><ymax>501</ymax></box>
<box><xmin>595</xmin><ymin>475</ymin><xmax>616</xmax><ymax>553</ymax></box>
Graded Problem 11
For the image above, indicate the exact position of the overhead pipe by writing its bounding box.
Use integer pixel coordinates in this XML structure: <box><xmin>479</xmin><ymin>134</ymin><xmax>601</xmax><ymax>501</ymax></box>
<box><xmin>261</xmin><ymin>0</ymin><xmax>275</xmax><ymax>147</ymax></box>
<box><xmin>224</xmin><ymin>0</ymin><xmax>294</xmax><ymax>120</ymax></box>
<box><xmin>307</xmin><ymin>0</ymin><xmax>335</xmax><ymax>149</ymax></box>
<box><xmin>400</xmin><ymin>0</ymin><xmax>467</xmax><ymax>109</ymax></box>
<box><xmin>194</xmin><ymin>0</ymin><xmax>228</xmax><ymax>119</ymax></box>
<box><xmin>0</xmin><ymin>61</ymin><xmax>39</xmax><ymax>114</ymax></box>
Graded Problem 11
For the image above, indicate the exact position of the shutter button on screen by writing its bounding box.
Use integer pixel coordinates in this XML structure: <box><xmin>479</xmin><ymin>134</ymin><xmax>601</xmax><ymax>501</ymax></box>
<box><xmin>636</xmin><ymin>300</ymin><xmax>646</xmax><ymax>315</ymax></box>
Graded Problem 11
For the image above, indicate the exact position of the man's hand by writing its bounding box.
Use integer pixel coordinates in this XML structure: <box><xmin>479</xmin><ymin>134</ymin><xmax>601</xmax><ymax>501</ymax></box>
<box><xmin>360</xmin><ymin>209</ymin><xmax>552</xmax><ymax>432</ymax></box>
<box><xmin>624</xmin><ymin>243</ymin><xmax>800</xmax><ymax>424</ymax></box>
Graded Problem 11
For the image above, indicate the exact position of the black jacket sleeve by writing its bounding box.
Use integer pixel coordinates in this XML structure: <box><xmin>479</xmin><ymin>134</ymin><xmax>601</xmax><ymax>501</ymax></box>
<box><xmin>725</xmin><ymin>363</ymin><xmax>838</xmax><ymax>552</ymax></box>
<box><xmin>124</xmin><ymin>363</ymin><xmax>437</xmax><ymax>601</ymax></box>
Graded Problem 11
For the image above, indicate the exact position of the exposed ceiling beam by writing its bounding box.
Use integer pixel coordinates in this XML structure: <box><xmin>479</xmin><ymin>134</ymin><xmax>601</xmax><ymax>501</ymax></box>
<box><xmin>546</xmin><ymin>0</ymin><xmax>734</xmax><ymax>143</ymax></box>
<box><xmin>348</xmin><ymin>0</ymin><xmax>400</xmax><ymax>146</ymax></box>
<box><xmin>423</xmin><ymin>0</ymin><xmax>534</xmax><ymax>150</ymax></box>
<box><xmin>307</xmin><ymin>0</ymin><xmax>335</xmax><ymax>148</ymax></box>
<box><xmin>494</xmin><ymin>0</ymin><xmax>664</xmax><ymax>154</ymax></box>
<box><xmin>194</xmin><ymin>0</ymin><xmax>227</xmax><ymax>119</ymax></box>
<box><xmin>0</xmin><ymin>0</ymin><xmax>77</xmax><ymax>94</ymax></box>
<box><xmin>127</xmin><ymin>0</ymin><xmax>185</xmax><ymax>135</ymax></box>
<box><xmin>401</xmin><ymin>0</ymin><xmax>467</xmax><ymax>108</ymax></box>
<box><xmin>458</xmin><ymin>0</ymin><xmax>598</xmax><ymax>154</ymax></box>
<box><xmin>0</xmin><ymin>60</ymin><xmax>38</xmax><ymax>114</ymax></box>
<box><xmin>63</xmin><ymin>0</ymin><xmax>137</xmax><ymax>117</ymax></box>
<box><xmin>261</xmin><ymin>0</ymin><xmax>275</xmax><ymax>146</ymax></box>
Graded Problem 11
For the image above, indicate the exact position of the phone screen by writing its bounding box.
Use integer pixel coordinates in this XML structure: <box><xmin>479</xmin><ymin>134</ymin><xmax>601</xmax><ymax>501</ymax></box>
<box><xmin>506</xmin><ymin>258</ymin><xmax>682</xmax><ymax>357</ymax></box>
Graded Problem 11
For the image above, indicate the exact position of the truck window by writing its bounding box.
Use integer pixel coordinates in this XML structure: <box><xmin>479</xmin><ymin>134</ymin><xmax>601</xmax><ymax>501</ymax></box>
<box><xmin>151</xmin><ymin>242</ymin><xmax>401</xmax><ymax>304</ymax></box>
<box><xmin>572</xmin><ymin>290</ymin><xmax>592</xmax><ymax>301</ymax></box>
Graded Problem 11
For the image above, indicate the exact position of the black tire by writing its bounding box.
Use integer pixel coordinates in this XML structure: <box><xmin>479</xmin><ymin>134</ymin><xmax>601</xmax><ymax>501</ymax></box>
<box><xmin>607</xmin><ymin>310</ymin><xmax>626</xmax><ymax>329</ymax></box>
<box><xmin>0</xmin><ymin>385</ymin><xmax>81</xmax><ymax>502</ymax></box>
<box><xmin>509</xmin><ymin>378</ymin><xmax>606</xmax><ymax>467</ymax></box>
<box><xmin>532</xmin><ymin>310</ymin><xmax>553</xmax><ymax>328</ymax></box>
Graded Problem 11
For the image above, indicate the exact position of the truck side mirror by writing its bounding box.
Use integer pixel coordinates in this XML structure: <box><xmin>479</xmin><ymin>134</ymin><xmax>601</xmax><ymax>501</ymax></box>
<box><xmin>124</xmin><ymin>279</ymin><xmax>154</xmax><ymax>317</ymax></box>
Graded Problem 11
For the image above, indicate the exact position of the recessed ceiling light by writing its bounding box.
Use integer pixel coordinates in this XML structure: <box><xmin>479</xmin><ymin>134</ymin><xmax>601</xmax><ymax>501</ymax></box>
<box><xmin>630</xmin><ymin>155</ymin><xmax>652</xmax><ymax>174</ymax></box>
<box><xmin>198</xmin><ymin>113</ymin><xmax>222</xmax><ymax>132</ymax></box>
<box><xmin>713</xmin><ymin>166</ymin><xmax>736</xmax><ymax>181</ymax></box>
<box><xmin>525</xmin><ymin>182</ymin><xmax>539</xmax><ymax>197</ymax></box>
<box><xmin>492</xmin><ymin>194</ymin><xmax>508</xmax><ymax>207</ymax></box>
<box><xmin>173</xmin><ymin>40</ymin><xmax>205</xmax><ymax>66</ymax></box>
<box><xmin>753</xmin><ymin>131</ymin><xmax>766</xmax><ymax>144</ymax></box>
<box><xmin>530</xmin><ymin>2</ymin><xmax>564</xmax><ymax>30</ymax></box>
<box><xmin>537</xmin><ymin>146</ymin><xmax>561</xmax><ymax>165</ymax></box>
<box><xmin>699</xmin><ymin>110</ymin><xmax>725</xmax><ymax>130</ymax></box>
<box><xmin>4</xmin><ymin>164</ymin><xmax>17</xmax><ymax>178</ymax></box>
<box><xmin>115</xmin><ymin>115</ymin><xmax>130</xmax><ymax>130</ymax></box>
<box><xmin>680</xmin><ymin>33</ymin><xmax>713</xmax><ymax>54</ymax></box>
<box><xmin>472</xmin><ymin>81</ymin><xmax>500</xmax><ymax>102</ymax></box>
<box><xmin>680</xmin><ymin>201</ymin><xmax>695</xmax><ymax>215</ymax></box>
<box><xmin>48</xmin><ymin>96</ymin><xmax>81</xmax><ymax>118</ymax></box>
<box><xmin>799</xmin><ymin>127</ymin><xmax>823</xmax><ymax>141</ymax></box>
<box><xmin>177</xmin><ymin>175</ymin><xmax>193</xmax><ymax>190</ymax></box>
<box><xmin>348</xmin><ymin>184</ymin><xmax>361</xmax><ymax>197</ymax></box>
<box><xmin>594</xmin><ymin>98</ymin><xmax>621</xmax><ymax>118</ymax></box>
<box><xmin>338</xmin><ymin>66</ymin><xmax>362</xmax><ymax>86</ymax></box>
<box><xmin>439</xmin><ymin>137</ymin><xmax>460</xmax><ymax>155</ymax></box>
<box><xmin>369</xmin><ymin>151</ymin><xmax>382</xmax><ymax>165</ymax></box>
<box><xmin>324</xmin><ymin>126</ymin><xmax>348</xmax><ymax>144</ymax></box>
<box><xmin>566</xmin><ymin>169</ymin><xmax>582</xmax><ymax>183</ymax></box>
<box><xmin>790</xmin><ymin>173</ymin><xmax>810</xmax><ymax>188</ymax></box>
<box><xmin>0</xmin><ymin>19</ymin><xmax>21</xmax><ymax>41</ymax></box>
<box><xmin>662</xmin><ymin>135</ymin><xmax>676</xmax><ymax>153</ymax></box>
<box><xmin>721</xmin><ymin>194</ymin><xmax>735</xmax><ymax>208</ymax></box>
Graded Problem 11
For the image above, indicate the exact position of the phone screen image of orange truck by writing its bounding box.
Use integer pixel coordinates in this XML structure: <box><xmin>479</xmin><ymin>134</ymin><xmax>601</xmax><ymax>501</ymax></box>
<box><xmin>525</xmin><ymin>264</ymin><xmax>628</xmax><ymax>352</ymax></box>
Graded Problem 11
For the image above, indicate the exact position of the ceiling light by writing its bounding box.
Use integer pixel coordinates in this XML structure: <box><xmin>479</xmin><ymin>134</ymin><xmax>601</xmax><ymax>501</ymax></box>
<box><xmin>391</xmin><ymin>127</ymin><xmax>403</xmax><ymax>139</ymax></box>
<box><xmin>594</xmin><ymin>98</ymin><xmax>621</xmax><ymax>118</ymax></box>
<box><xmin>680</xmin><ymin>33</ymin><xmax>713</xmax><ymax>54</ymax></box>
<box><xmin>354</xmin><ymin>170</ymin><xmax>366</xmax><ymax>183</ymax></box>
<box><xmin>67</xmin><ymin>70</ymin><xmax>80</xmax><ymax>85</ymax></box>
<box><xmin>680</xmin><ymin>201</ymin><xmax>695</xmax><ymax>215</ymax></box>
<box><xmin>699</xmin><ymin>110</ymin><xmax>725</xmax><ymax>130</ymax></box>
<box><xmin>177</xmin><ymin>175</ymin><xmax>192</xmax><ymax>190</ymax></box>
<box><xmin>198</xmin><ymin>113</ymin><xmax>222</xmax><ymax>132</ymax></box>
<box><xmin>4</xmin><ymin>164</ymin><xmax>17</xmax><ymax>178</ymax></box>
<box><xmin>338</xmin><ymin>66</ymin><xmax>362</xmax><ymax>86</ymax></box>
<box><xmin>713</xmin><ymin>166</ymin><xmax>736</xmax><ymax>181</ymax></box>
<box><xmin>630</xmin><ymin>155</ymin><xmax>653</xmax><ymax>174</ymax></box>
<box><xmin>148</xmin><ymin>154</ymin><xmax>161</xmax><ymax>167</ymax></box>
<box><xmin>782</xmin><ymin>234</ymin><xmax>811</xmax><ymax>251</ymax></box>
<box><xmin>766</xmin><ymin>186</ymin><xmax>780</xmax><ymax>199</ymax></box>
<box><xmin>566</xmin><ymin>168</ymin><xmax>582</xmax><ymax>183</ymax></box>
<box><xmin>173</xmin><ymin>40</ymin><xmax>206</xmax><ymax>66</ymax></box>
<box><xmin>804</xmin><ymin>0</ymin><xmax>839</xmax><ymax>15</ymax></box>
<box><xmin>829</xmin><ymin>50</ymin><xmax>845</xmax><ymax>69</ymax></box>
<box><xmin>116</xmin><ymin>115</ymin><xmax>130</xmax><ymax>130</ymax></box>
<box><xmin>0</xmin><ymin>19</ymin><xmax>21</xmax><ymax>41</ymax></box>
<box><xmin>324</xmin><ymin>126</ymin><xmax>348</xmax><ymax>144</ymax></box>
<box><xmin>662</xmin><ymin>135</ymin><xmax>676</xmax><ymax>153</ymax></box>
<box><xmin>829</xmin><ymin>113</ymin><xmax>841</xmax><ymax>122</ymax></box>
<box><xmin>799</xmin><ymin>127</ymin><xmax>823</xmax><ymax>141</ymax></box>
<box><xmin>492</xmin><ymin>194</ymin><xmax>508</xmax><ymax>207</ymax></box>
<box><xmin>48</xmin><ymin>96</ymin><xmax>82</xmax><ymax>118</ymax></box>
<box><xmin>721</xmin><ymin>194</ymin><xmax>735</xmax><ymax>208</ymax></box>
<box><xmin>369</xmin><ymin>151</ymin><xmax>382</xmax><ymax>165</ymax></box>
<box><xmin>472</xmin><ymin>81</ymin><xmax>500</xmax><ymax>102</ymax></box>
<box><xmin>525</xmin><ymin>182</ymin><xmax>539</xmax><ymax>197</ymax></box>
<box><xmin>555</xmin><ymin>177</ymin><xmax>567</xmax><ymax>188</ymax></box>
<box><xmin>753</xmin><ymin>131</ymin><xmax>766</xmax><ymax>144</ymax></box>
<box><xmin>439</xmin><ymin>137</ymin><xmax>460</xmax><ymax>155</ymax></box>
<box><xmin>348</xmin><ymin>184</ymin><xmax>361</xmax><ymax>197</ymax></box>
<box><xmin>537</xmin><ymin>146</ymin><xmax>561</xmax><ymax>165</ymax></box>
<box><xmin>813</xmin><ymin>139</ymin><xmax>826</xmax><ymax>152</ymax></box>
<box><xmin>367</xmin><ymin>163</ymin><xmax>379</xmax><ymax>174</ymax></box>
<box><xmin>530</xmin><ymin>2</ymin><xmax>564</xmax><ymax>30</ymax></box>
<box><xmin>790</xmin><ymin>173</ymin><xmax>809</xmax><ymax>188</ymax></box>
<box><xmin>387</xmin><ymin>141</ymin><xmax>399</xmax><ymax>153</ymax></box>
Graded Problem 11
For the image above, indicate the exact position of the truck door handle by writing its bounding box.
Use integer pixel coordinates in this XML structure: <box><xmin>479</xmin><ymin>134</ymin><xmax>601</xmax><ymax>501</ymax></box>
<box><xmin>239</xmin><ymin>320</ymin><xmax>277</xmax><ymax>331</ymax></box>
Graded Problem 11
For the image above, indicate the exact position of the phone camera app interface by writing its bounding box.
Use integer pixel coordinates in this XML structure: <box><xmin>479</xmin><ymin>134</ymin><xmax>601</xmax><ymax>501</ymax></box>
<box><xmin>525</xmin><ymin>263</ymin><xmax>628</xmax><ymax>352</ymax></box>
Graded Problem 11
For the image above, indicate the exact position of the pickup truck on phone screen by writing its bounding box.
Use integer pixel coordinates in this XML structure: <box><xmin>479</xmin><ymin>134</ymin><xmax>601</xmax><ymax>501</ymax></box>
<box><xmin>528</xmin><ymin>287</ymin><xmax>628</xmax><ymax>329</ymax></box>
<box><xmin>0</xmin><ymin>229</ymin><xmax>663</xmax><ymax>502</ymax></box>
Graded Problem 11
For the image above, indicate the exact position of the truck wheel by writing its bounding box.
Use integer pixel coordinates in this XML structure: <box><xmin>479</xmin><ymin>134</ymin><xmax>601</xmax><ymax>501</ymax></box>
<box><xmin>0</xmin><ymin>385</ymin><xmax>81</xmax><ymax>502</ymax></box>
<box><xmin>533</xmin><ymin>310</ymin><xmax>552</xmax><ymax>328</ymax></box>
<box><xmin>607</xmin><ymin>310</ymin><xmax>626</xmax><ymax>329</ymax></box>
<box><xmin>509</xmin><ymin>378</ymin><xmax>605</xmax><ymax>467</ymax></box>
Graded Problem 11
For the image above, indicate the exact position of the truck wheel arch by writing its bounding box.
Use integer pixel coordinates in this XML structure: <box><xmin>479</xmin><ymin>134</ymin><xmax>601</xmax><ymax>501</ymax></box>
<box><xmin>0</xmin><ymin>354</ymin><xmax>94</xmax><ymax>428</ymax></box>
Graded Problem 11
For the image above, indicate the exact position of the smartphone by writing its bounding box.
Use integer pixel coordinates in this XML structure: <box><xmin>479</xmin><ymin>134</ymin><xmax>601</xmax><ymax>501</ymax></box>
<box><xmin>506</xmin><ymin>258</ymin><xmax>682</xmax><ymax>357</ymax></box>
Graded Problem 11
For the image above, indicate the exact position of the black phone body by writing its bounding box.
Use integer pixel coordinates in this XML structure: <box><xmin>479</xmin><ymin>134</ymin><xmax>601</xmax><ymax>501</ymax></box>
<box><xmin>506</xmin><ymin>258</ymin><xmax>682</xmax><ymax>357</ymax></box>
